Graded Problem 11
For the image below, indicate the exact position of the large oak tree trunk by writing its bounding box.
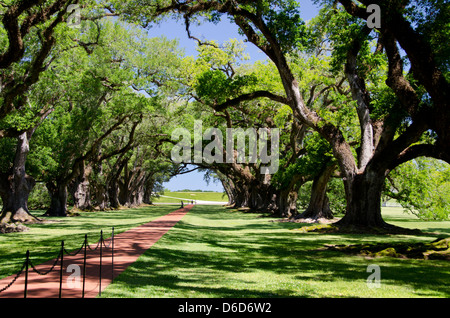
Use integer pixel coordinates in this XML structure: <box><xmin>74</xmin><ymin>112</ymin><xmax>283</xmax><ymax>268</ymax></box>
<box><xmin>94</xmin><ymin>183</ymin><xmax>109</xmax><ymax>211</ymax></box>
<box><xmin>221</xmin><ymin>178</ymin><xmax>235</xmax><ymax>206</ymax></box>
<box><xmin>278</xmin><ymin>188</ymin><xmax>299</xmax><ymax>218</ymax></box>
<box><xmin>221</xmin><ymin>173</ymin><xmax>300</xmax><ymax>217</ymax></box>
<box><xmin>108</xmin><ymin>181</ymin><xmax>121</xmax><ymax>209</ymax></box>
<box><xmin>337</xmin><ymin>167</ymin><xmax>389</xmax><ymax>229</ymax></box>
<box><xmin>69</xmin><ymin>162</ymin><xmax>92</xmax><ymax>211</ymax></box>
<box><xmin>249</xmin><ymin>180</ymin><xmax>277</xmax><ymax>213</ymax></box>
<box><xmin>127</xmin><ymin>178</ymin><xmax>145</xmax><ymax>207</ymax></box>
<box><xmin>0</xmin><ymin>132</ymin><xmax>38</xmax><ymax>224</ymax></box>
<box><xmin>0</xmin><ymin>175</ymin><xmax>37</xmax><ymax>224</ymax></box>
<box><xmin>298</xmin><ymin>164</ymin><xmax>336</xmax><ymax>220</ymax></box>
<box><xmin>231</xmin><ymin>181</ymin><xmax>251</xmax><ymax>209</ymax></box>
<box><xmin>107</xmin><ymin>157</ymin><xmax>127</xmax><ymax>209</ymax></box>
<box><xmin>143</xmin><ymin>177</ymin><xmax>155</xmax><ymax>205</ymax></box>
<box><xmin>45</xmin><ymin>181</ymin><xmax>68</xmax><ymax>217</ymax></box>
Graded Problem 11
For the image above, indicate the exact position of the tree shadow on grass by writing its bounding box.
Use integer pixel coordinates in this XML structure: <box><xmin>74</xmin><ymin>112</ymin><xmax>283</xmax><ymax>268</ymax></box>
<box><xmin>103</xmin><ymin>206</ymin><xmax>450</xmax><ymax>298</ymax></box>
<box><xmin>108</xmin><ymin>237</ymin><xmax>450</xmax><ymax>298</ymax></box>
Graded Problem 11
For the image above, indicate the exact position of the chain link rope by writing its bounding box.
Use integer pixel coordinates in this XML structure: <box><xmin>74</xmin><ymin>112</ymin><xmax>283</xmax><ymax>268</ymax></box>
<box><xmin>0</xmin><ymin>227</ymin><xmax>114</xmax><ymax>296</ymax></box>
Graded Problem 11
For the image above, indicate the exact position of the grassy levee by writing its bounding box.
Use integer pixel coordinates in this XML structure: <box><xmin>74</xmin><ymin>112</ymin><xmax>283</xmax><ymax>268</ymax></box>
<box><xmin>100</xmin><ymin>205</ymin><xmax>449</xmax><ymax>298</ymax></box>
<box><xmin>153</xmin><ymin>191</ymin><xmax>228</xmax><ymax>203</ymax></box>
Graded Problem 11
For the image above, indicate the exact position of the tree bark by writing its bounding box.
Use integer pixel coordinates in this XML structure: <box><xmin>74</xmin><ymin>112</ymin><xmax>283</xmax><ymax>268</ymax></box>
<box><xmin>94</xmin><ymin>183</ymin><xmax>109</xmax><ymax>210</ymax></box>
<box><xmin>108</xmin><ymin>181</ymin><xmax>121</xmax><ymax>209</ymax></box>
<box><xmin>278</xmin><ymin>188</ymin><xmax>299</xmax><ymax>218</ymax></box>
<box><xmin>69</xmin><ymin>161</ymin><xmax>92</xmax><ymax>211</ymax></box>
<box><xmin>0</xmin><ymin>174</ymin><xmax>37</xmax><ymax>224</ymax></box>
<box><xmin>220</xmin><ymin>176</ymin><xmax>234</xmax><ymax>206</ymax></box>
<box><xmin>248</xmin><ymin>175</ymin><xmax>278</xmax><ymax>213</ymax></box>
<box><xmin>45</xmin><ymin>180</ymin><xmax>68</xmax><ymax>217</ymax></box>
<box><xmin>337</xmin><ymin>167</ymin><xmax>388</xmax><ymax>229</ymax></box>
<box><xmin>143</xmin><ymin>176</ymin><xmax>155</xmax><ymax>205</ymax></box>
<box><xmin>118</xmin><ymin>163</ymin><xmax>146</xmax><ymax>208</ymax></box>
<box><xmin>232</xmin><ymin>181</ymin><xmax>251</xmax><ymax>208</ymax></box>
<box><xmin>275</xmin><ymin>172</ymin><xmax>306</xmax><ymax>218</ymax></box>
<box><xmin>298</xmin><ymin>164</ymin><xmax>336</xmax><ymax>220</ymax></box>
<box><xmin>105</xmin><ymin>155</ymin><xmax>127</xmax><ymax>209</ymax></box>
<box><xmin>0</xmin><ymin>132</ymin><xmax>38</xmax><ymax>224</ymax></box>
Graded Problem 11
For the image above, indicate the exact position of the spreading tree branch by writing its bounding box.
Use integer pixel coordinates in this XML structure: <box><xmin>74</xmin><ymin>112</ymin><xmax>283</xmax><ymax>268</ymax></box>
<box><xmin>213</xmin><ymin>90</ymin><xmax>290</xmax><ymax>112</ymax></box>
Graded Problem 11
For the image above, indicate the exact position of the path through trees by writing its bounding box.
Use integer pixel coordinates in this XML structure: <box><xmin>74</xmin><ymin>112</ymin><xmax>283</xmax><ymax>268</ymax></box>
<box><xmin>0</xmin><ymin>0</ymin><xmax>448</xmax><ymax>232</ymax></box>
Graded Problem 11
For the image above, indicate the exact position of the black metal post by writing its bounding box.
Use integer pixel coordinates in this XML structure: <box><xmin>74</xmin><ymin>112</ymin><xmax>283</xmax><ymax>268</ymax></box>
<box><xmin>111</xmin><ymin>227</ymin><xmax>114</xmax><ymax>283</ymax></box>
<box><xmin>24</xmin><ymin>250</ymin><xmax>29</xmax><ymax>298</ymax></box>
<box><xmin>59</xmin><ymin>240</ymin><xmax>64</xmax><ymax>298</ymax></box>
<box><xmin>99</xmin><ymin>230</ymin><xmax>103</xmax><ymax>296</ymax></box>
<box><xmin>82</xmin><ymin>234</ymin><xmax>87</xmax><ymax>298</ymax></box>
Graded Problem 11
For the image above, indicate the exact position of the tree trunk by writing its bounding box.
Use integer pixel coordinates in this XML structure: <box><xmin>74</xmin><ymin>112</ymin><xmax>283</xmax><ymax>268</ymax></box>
<box><xmin>106</xmin><ymin>157</ymin><xmax>127</xmax><ymax>209</ymax></box>
<box><xmin>126</xmin><ymin>179</ymin><xmax>144</xmax><ymax>208</ymax></box>
<box><xmin>337</xmin><ymin>168</ymin><xmax>389</xmax><ymax>229</ymax></box>
<box><xmin>108</xmin><ymin>181</ymin><xmax>121</xmax><ymax>209</ymax></box>
<box><xmin>298</xmin><ymin>164</ymin><xmax>335</xmax><ymax>220</ymax></box>
<box><xmin>278</xmin><ymin>188</ymin><xmax>299</xmax><ymax>218</ymax></box>
<box><xmin>118</xmin><ymin>168</ymin><xmax>145</xmax><ymax>208</ymax></box>
<box><xmin>221</xmin><ymin>178</ymin><xmax>234</xmax><ymax>206</ymax></box>
<box><xmin>71</xmin><ymin>180</ymin><xmax>91</xmax><ymax>210</ymax></box>
<box><xmin>69</xmin><ymin>162</ymin><xmax>92</xmax><ymax>211</ymax></box>
<box><xmin>45</xmin><ymin>181</ymin><xmax>68</xmax><ymax>217</ymax></box>
<box><xmin>94</xmin><ymin>183</ymin><xmax>109</xmax><ymax>210</ymax></box>
<box><xmin>129</xmin><ymin>189</ymin><xmax>144</xmax><ymax>207</ymax></box>
<box><xmin>276</xmin><ymin>173</ymin><xmax>306</xmax><ymax>218</ymax></box>
<box><xmin>128</xmin><ymin>173</ymin><xmax>146</xmax><ymax>207</ymax></box>
<box><xmin>0</xmin><ymin>132</ymin><xmax>38</xmax><ymax>224</ymax></box>
<box><xmin>249</xmin><ymin>183</ymin><xmax>273</xmax><ymax>212</ymax></box>
<box><xmin>143</xmin><ymin>178</ymin><xmax>155</xmax><ymax>205</ymax></box>
<box><xmin>233</xmin><ymin>182</ymin><xmax>251</xmax><ymax>208</ymax></box>
<box><xmin>0</xmin><ymin>174</ymin><xmax>37</xmax><ymax>224</ymax></box>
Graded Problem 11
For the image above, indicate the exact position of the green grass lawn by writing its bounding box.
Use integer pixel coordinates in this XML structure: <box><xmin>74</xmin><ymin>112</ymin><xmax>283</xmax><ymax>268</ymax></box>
<box><xmin>101</xmin><ymin>206</ymin><xmax>450</xmax><ymax>298</ymax></box>
<box><xmin>153</xmin><ymin>191</ymin><xmax>228</xmax><ymax>203</ymax></box>
<box><xmin>0</xmin><ymin>204</ymin><xmax>449</xmax><ymax>298</ymax></box>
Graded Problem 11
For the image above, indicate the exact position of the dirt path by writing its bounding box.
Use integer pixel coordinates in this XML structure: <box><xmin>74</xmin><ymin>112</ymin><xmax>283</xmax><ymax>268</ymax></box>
<box><xmin>0</xmin><ymin>205</ymin><xmax>193</xmax><ymax>298</ymax></box>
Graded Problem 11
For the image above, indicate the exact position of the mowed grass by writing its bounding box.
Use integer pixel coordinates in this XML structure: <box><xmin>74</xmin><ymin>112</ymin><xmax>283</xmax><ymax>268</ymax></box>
<box><xmin>101</xmin><ymin>205</ymin><xmax>450</xmax><ymax>298</ymax></box>
<box><xmin>153</xmin><ymin>191</ymin><xmax>228</xmax><ymax>203</ymax></box>
<box><xmin>0</xmin><ymin>204</ymin><xmax>448</xmax><ymax>298</ymax></box>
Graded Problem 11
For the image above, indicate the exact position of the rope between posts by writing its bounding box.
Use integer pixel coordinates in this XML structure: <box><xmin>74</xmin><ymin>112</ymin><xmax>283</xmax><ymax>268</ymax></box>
<box><xmin>0</xmin><ymin>262</ymin><xmax>26</xmax><ymax>293</ymax></box>
<box><xmin>0</xmin><ymin>227</ymin><xmax>114</xmax><ymax>298</ymax></box>
<box><xmin>29</xmin><ymin>252</ymin><xmax>61</xmax><ymax>276</ymax></box>
<box><xmin>63</xmin><ymin>240</ymin><xmax>86</xmax><ymax>256</ymax></box>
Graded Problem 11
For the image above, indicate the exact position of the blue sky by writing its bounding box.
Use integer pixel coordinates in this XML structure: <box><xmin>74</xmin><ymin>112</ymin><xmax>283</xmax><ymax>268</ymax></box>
<box><xmin>157</xmin><ymin>1</ymin><xmax>321</xmax><ymax>192</ymax></box>
<box><xmin>164</xmin><ymin>165</ymin><xmax>225</xmax><ymax>192</ymax></box>
<box><xmin>147</xmin><ymin>0</ymin><xmax>321</xmax><ymax>60</ymax></box>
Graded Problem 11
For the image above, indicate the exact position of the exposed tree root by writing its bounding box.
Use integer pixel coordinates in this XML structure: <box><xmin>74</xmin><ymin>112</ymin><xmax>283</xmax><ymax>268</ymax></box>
<box><xmin>278</xmin><ymin>217</ymin><xmax>340</xmax><ymax>224</ymax></box>
<box><xmin>324</xmin><ymin>237</ymin><xmax>450</xmax><ymax>260</ymax></box>
<box><xmin>289</xmin><ymin>219</ymin><xmax>427</xmax><ymax>236</ymax></box>
<box><xmin>0</xmin><ymin>223</ymin><xmax>30</xmax><ymax>234</ymax></box>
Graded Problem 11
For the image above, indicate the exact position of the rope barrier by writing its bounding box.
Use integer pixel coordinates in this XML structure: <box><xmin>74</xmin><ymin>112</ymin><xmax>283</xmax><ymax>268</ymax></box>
<box><xmin>0</xmin><ymin>262</ymin><xmax>26</xmax><ymax>294</ymax></box>
<box><xmin>28</xmin><ymin>252</ymin><xmax>61</xmax><ymax>276</ymax></box>
<box><xmin>63</xmin><ymin>240</ymin><xmax>86</xmax><ymax>256</ymax></box>
<box><xmin>0</xmin><ymin>227</ymin><xmax>114</xmax><ymax>298</ymax></box>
